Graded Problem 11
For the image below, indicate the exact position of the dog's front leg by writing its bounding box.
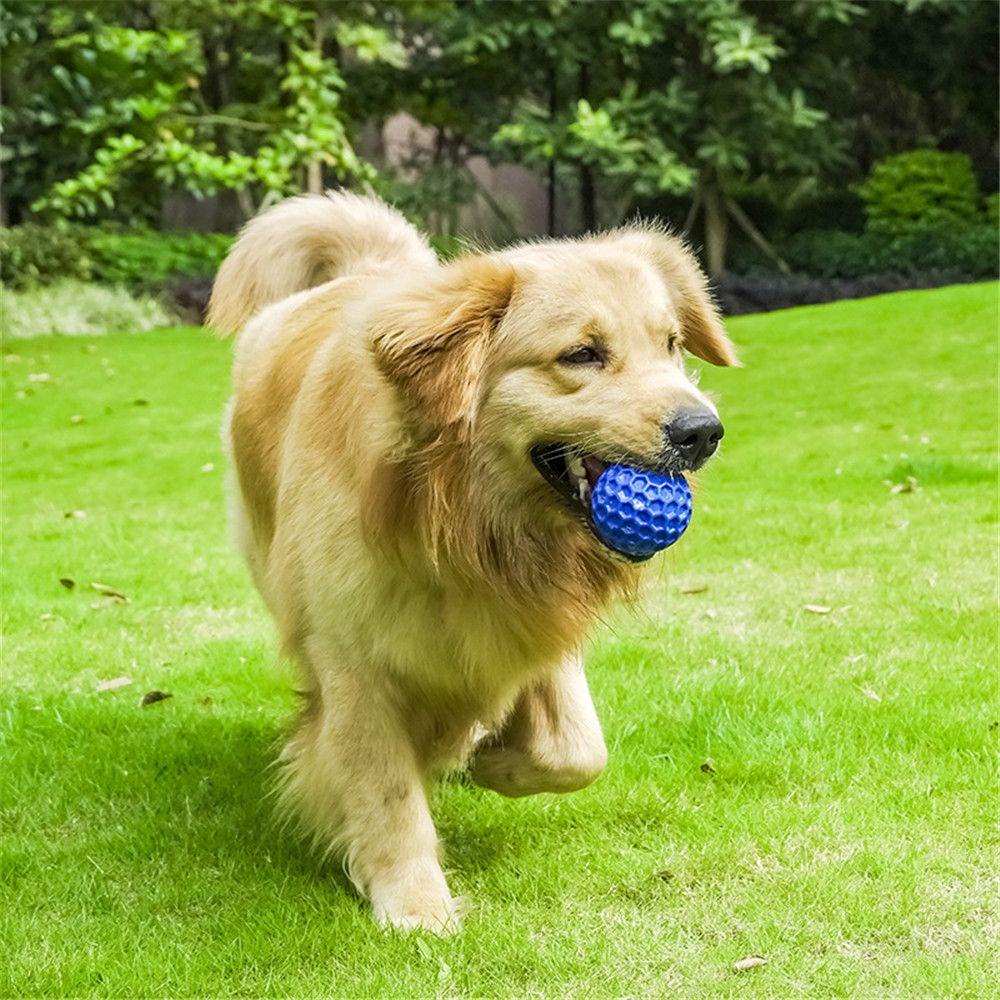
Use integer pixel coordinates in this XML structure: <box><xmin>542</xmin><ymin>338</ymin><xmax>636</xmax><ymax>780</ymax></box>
<box><xmin>469</xmin><ymin>656</ymin><xmax>608</xmax><ymax>797</ymax></box>
<box><xmin>282</xmin><ymin>641</ymin><xmax>460</xmax><ymax>933</ymax></box>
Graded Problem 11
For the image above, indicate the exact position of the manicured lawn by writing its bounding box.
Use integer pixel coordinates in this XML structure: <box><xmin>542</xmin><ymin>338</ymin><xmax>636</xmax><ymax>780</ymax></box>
<box><xmin>2</xmin><ymin>283</ymin><xmax>997</xmax><ymax>997</ymax></box>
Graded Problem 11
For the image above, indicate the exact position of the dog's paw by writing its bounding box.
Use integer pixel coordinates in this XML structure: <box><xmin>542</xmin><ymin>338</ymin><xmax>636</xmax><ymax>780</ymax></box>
<box><xmin>370</xmin><ymin>859</ymin><xmax>465</xmax><ymax>935</ymax></box>
<box><xmin>470</xmin><ymin>743</ymin><xmax>605</xmax><ymax>797</ymax></box>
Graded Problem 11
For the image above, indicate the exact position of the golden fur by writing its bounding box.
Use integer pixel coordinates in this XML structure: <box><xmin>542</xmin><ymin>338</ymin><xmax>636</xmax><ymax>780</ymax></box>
<box><xmin>209</xmin><ymin>191</ymin><xmax>736</xmax><ymax>931</ymax></box>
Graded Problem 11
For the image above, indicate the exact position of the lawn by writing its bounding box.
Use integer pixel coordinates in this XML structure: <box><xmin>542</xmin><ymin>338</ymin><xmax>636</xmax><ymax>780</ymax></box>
<box><xmin>2</xmin><ymin>283</ymin><xmax>997</xmax><ymax>997</ymax></box>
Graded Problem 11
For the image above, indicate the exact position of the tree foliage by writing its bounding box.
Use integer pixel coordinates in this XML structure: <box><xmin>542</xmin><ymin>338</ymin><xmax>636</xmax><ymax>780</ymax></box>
<box><xmin>1</xmin><ymin>0</ymin><xmax>995</xmax><ymax>274</ymax></box>
<box><xmin>1</xmin><ymin>0</ymin><xmax>403</xmax><ymax>222</ymax></box>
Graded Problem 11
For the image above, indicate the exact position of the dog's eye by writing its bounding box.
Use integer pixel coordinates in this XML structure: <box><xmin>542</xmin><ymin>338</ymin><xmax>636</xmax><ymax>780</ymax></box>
<box><xmin>559</xmin><ymin>344</ymin><xmax>605</xmax><ymax>367</ymax></box>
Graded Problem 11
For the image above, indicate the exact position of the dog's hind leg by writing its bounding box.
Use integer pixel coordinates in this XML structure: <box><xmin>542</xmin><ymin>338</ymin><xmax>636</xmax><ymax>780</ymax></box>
<box><xmin>469</xmin><ymin>656</ymin><xmax>608</xmax><ymax>797</ymax></box>
<box><xmin>278</xmin><ymin>638</ymin><xmax>461</xmax><ymax>933</ymax></box>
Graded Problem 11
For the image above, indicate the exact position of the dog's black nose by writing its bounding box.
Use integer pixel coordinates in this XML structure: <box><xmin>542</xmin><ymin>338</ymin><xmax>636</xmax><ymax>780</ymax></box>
<box><xmin>665</xmin><ymin>408</ymin><xmax>724</xmax><ymax>468</ymax></box>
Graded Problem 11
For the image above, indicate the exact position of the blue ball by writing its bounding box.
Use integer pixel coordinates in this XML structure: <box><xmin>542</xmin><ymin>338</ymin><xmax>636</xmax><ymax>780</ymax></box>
<box><xmin>590</xmin><ymin>465</ymin><xmax>693</xmax><ymax>560</ymax></box>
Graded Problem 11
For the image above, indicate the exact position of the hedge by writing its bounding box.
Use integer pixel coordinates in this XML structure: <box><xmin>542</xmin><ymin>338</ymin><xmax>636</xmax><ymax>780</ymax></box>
<box><xmin>0</xmin><ymin>225</ymin><xmax>93</xmax><ymax>288</ymax></box>
<box><xmin>730</xmin><ymin>220</ymin><xmax>997</xmax><ymax>282</ymax></box>
<box><xmin>859</xmin><ymin>150</ymin><xmax>983</xmax><ymax>229</ymax></box>
<box><xmin>86</xmin><ymin>230</ymin><xmax>232</xmax><ymax>285</ymax></box>
<box><xmin>0</xmin><ymin>225</ymin><xmax>233</xmax><ymax>289</ymax></box>
<box><xmin>0</xmin><ymin>225</ymin><xmax>471</xmax><ymax>292</ymax></box>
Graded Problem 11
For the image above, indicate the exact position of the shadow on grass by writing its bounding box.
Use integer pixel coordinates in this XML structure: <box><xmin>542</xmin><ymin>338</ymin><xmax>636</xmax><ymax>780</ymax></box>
<box><xmin>7</xmin><ymin>683</ymin><xmax>549</xmax><ymax>899</ymax></box>
<box><xmin>7</xmin><ymin>689</ymin><xmax>352</xmax><ymax>893</ymax></box>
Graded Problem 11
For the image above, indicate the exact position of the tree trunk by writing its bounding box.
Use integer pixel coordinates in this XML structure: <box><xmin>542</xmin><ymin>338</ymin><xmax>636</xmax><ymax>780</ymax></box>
<box><xmin>579</xmin><ymin>162</ymin><xmax>596</xmax><ymax>233</ymax></box>
<box><xmin>307</xmin><ymin>13</ymin><xmax>326</xmax><ymax>195</ymax></box>
<box><xmin>577</xmin><ymin>63</ymin><xmax>596</xmax><ymax>233</ymax></box>
<box><xmin>702</xmin><ymin>173</ymin><xmax>728</xmax><ymax>278</ymax></box>
<box><xmin>726</xmin><ymin>195</ymin><xmax>791</xmax><ymax>275</ymax></box>
<box><xmin>236</xmin><ymin>186</ymin><xmax>256</xmax><ymax>220</ymax></box>
<box><xmin>547</xmin><ymin>65</ymin><xmax>557</xmax><ymax>236</ymax></box>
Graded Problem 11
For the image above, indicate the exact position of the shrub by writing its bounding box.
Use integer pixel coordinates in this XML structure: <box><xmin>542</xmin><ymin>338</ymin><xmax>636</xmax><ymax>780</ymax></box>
<box><xmin>86</xmin><ymin>230</ymin><xmax>232</xmax><ymax>285</ymax></box>
<box><xmin>1</xmin><ymin>280</ymin><xmax>176</xmax><ymax>338</ymax></box>
<box><xmin>874</xmin><ymin>221</ymin><xmax>998</xmax><ymax>277</ymax></box>
<box><xmin>986</xmin><ymin>193</ymin><xmax>999</xmax><ymax>228</ymax></box>
<box><xmin>859</xmin><ymin>150</ymin><xmax>981</xmax><ymax>229</ymax></box>
<box><xmin>0</xmin><ymin>225</ymin><xmax>232</xmax><ymax>289</ymax></box>
<box><xmin>782</xmin><ymin>223</ymin><xmax>997</xmax><ymax>280</ymax></box>
<box><xmin>0</xmin><ymin>225</ymin><xmax>92</xmax><ymax>288</ymax></box>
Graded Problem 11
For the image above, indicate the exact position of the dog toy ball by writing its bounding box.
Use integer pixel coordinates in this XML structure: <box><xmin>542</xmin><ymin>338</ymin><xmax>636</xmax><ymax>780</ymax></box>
<box><xmin>590</xmin><ymin>465</ymin><xmax>692</xmax><ymax>560</ymax></box>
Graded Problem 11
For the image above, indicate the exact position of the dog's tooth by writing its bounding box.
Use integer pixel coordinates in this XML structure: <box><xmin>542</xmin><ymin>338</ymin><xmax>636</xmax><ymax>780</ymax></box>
<box><xmin>568</xmin><ymin>455</ymin><xmax>585</xmax><ymax>478</ymax></box>
<box><xmin>578</xmin><ymin>479</ymin><xmax>589</xmax><ymax>504</ymax></box>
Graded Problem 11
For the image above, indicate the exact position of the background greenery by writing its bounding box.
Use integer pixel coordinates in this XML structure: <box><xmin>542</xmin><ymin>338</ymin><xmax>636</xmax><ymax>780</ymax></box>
<box><xmin>2</xmin><ymin>0</ymin><xmax>997</xmax><ymax>315</ymax></box>
<box><xmin>2</xmin><ymin>283</ymin><xmax>996</xmax><ymax>995</ymax></box>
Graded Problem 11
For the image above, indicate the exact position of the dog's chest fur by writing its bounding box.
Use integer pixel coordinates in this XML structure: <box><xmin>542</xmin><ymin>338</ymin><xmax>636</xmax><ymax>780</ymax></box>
<box><xmin>226</xmin><ymin>281</ymin><xmax>634</xmax><ymax>728</ymax></box>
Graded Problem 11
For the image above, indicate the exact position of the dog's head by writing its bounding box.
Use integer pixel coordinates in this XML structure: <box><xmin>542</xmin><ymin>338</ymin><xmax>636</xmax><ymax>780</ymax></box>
<box><xmin>370</xmin><ymin>226</ymin><xmax>736</xmax><ymax>570</ymax></box>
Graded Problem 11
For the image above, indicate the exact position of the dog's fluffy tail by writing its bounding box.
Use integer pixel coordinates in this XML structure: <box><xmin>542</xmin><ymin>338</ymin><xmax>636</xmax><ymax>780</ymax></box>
<box><xmin>207</xmin><ymin>191</ymin><xmax>437</xmax><ymax>336</ymax></box>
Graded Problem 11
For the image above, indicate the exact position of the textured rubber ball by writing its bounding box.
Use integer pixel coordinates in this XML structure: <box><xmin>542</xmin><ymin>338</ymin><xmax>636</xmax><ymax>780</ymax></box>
<box><xmin>590</xmin><ymin>465</ymin><xmax>693</xmax><ymax>560</ymax></box>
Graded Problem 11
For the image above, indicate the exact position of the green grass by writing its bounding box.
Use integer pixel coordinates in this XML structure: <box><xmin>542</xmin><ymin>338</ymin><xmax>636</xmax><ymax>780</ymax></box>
<box><xmin>2</xmin><ymin>283</ymin><xmax>997</xmax><ymax>997</ymax></box>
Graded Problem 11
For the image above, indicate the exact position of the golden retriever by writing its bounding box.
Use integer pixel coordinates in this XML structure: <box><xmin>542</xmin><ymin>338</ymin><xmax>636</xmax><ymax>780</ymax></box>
<box><xmin>208</xmin><ymin>192</ymin><xmax>736</xmax><ymax>932</ymax></box>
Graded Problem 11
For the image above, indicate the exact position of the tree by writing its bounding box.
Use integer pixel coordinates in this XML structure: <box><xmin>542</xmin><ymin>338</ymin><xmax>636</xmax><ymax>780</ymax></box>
<box><xmin>486</xmin><ymin>0</ymin><xmax>860</xmax><ymax>273</ymax></box>
<box><xmin>3</xmin><ymin>0</ymin><xmax>993</xmax><ymax>253</ymax></box>
<box><xmin>1</xmin><ymin>0</ymin><xmax>405</xmax><ymax>223</ymax></box>
<box><xmin>429</xmin><ymin>0</ymin><xmax>641</xmax><ymax>236</ymax></box>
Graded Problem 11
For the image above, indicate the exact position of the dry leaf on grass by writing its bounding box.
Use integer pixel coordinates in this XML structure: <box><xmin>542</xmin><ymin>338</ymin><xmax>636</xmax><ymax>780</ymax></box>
<box><xmin>680</xmin><ymin>584</ymin><xmax>708</xmax><ymax>595</ymax></box>
<box><xmin>69</xmin><ymin>415</ymin><xmax>85</xmax><ymax>425</ymax></box>
<box><xmin>59</xmin><ymin>577</ymin><xmax>75</xmax><ymax>590</ymax></box>
<box><xmin>28</xmin><ymin>372</ymin><xmax>51</xmax><ymax>383</ymax></box>
<box><xmin>700</xmin><ymin>758</ymin><xmax>716</xmax><ymax>774</ymax></box>
<box><xmin>89</xmin><ymin>582</ymin><xmax>128</xmax><ymax>603</ymax></box>
<box><xmin>64</xmin><ymin>510</ymin><xmax>87</xmax><ymax>519</ymax></box>
<box><xmin>140</xmin><ymin>690</ymin><xmax>172</xmax><ymax>706</ymax></box>
<box><xmin>885</xmin><ymin>475</ymin><xmax>918</xmax><ymax>494</ymax></box>
<box><xmin>858</xmin><ymin>684</ymin><xmax>882</xmax><ymax>702</ymax></box>
<box><xmin>804</xmin><ymin>604</ymin><xmax>832</xmax><ymax>614</ymax></box>
<box><xmin>200</xmin><ymin>462</ymin><xmax>215</xmax><ymax>473</ymax></box>
<box><xmin>733</xmin><ymin>955</ymin><xmax>767</xmax><ymax>972</ymax></box>
<box><xmin>97</xmin><ymin>676</ymin><xmax>132</xmax><ymax>692</ymax></box>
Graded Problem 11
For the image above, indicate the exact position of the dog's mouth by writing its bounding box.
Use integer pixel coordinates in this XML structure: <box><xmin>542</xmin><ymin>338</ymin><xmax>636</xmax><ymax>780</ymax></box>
<box><xmin>530</xmin><ymin>443</ymin><xmax>690</xmax><ymax>563</ymax></box>
<box><xmin>530</xmin><ymin>444</ymin><xmax>610</xmax><ymax>516</ymax></box>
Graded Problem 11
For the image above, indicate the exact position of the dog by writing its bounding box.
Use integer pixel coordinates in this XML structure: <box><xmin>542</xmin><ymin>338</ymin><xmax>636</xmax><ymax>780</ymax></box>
<box><xmin>208</xmin><ymin>192</ymin><xmax>736</xmax><ymax>932</ymax></box>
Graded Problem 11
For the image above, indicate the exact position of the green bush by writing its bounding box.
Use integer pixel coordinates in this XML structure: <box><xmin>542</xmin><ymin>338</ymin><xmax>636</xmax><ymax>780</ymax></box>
<box><xmin>1</xmin><ymin>225</ymin><xmax>232</xmax><ymax>289</ymax></box>
<box><xmin>859</xmin><ymin>150</ymin><xmax>981</xmax><ymax>229</ymax></box>
<box><xmin>86</xmin><ymin>230</ymin><xmax>232</xmax><ymax>285</ymax></box>
<box><xmin>783</xmin><ymin>222</ymin><xmax>998</xmax><ymax>280</ymax></box>
<box><xmin>780</xmin><ymin>229</ymin><xmax>869</xmax><ymax>279</ymax></box>
<box><xmin>986</xmin><ymin>193</ymin><xmax>999</xmax><ymax>228</ymax></box>
<box><xmin>0</xmin><ymin>225</ymin><xmax>92</xmax><ymax>288</ymax></box>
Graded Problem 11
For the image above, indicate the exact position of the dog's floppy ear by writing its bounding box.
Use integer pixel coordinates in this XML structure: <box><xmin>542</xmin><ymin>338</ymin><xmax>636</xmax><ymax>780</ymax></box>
<box><xmin>605</xmin><ymin>228</ymin><xmax>738</xmax><ymax>367</ymax></box>
<box><xmin>370</xmin><ymin>255</ymin><xmax>516</xmax><ymax>431</ymax></box>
